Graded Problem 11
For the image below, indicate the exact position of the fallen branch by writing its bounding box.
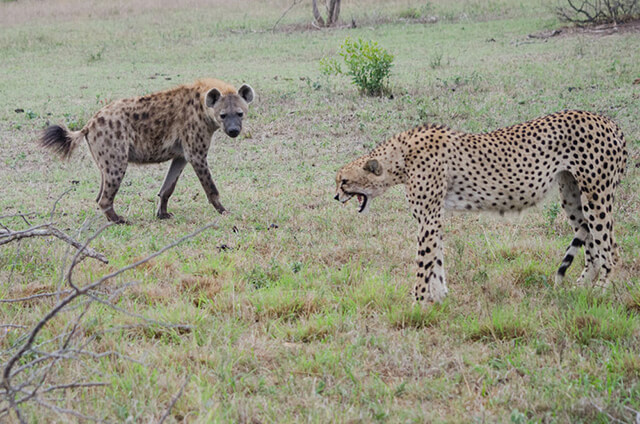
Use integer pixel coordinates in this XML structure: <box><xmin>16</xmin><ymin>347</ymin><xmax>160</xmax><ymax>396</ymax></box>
<box><xmin>1</xmin><ymin>218</ymin><xmax>218</xmax><ymax>421</ymax></box>
<box><xmin>158</xmin><ymin>377</ymin><xmax>190</xmax><ymax>424</ymax></box>
<box><xmin>0</xmin><ymin>224</ymin><xmax>109</xmax><ymax>264</ymax></box>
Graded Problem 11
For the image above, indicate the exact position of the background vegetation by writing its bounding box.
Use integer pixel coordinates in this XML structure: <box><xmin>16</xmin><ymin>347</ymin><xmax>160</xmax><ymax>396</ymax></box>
<box><xmin>1</xmin><ymin>0</ymin><xmax>639</xmax><ymax>422</ymax></box>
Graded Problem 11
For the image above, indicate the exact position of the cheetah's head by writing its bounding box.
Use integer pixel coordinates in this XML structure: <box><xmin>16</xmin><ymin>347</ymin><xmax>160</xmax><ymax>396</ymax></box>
<box><xmin>205</xmin><ymin>84</ymin><xmax>254</xmax><ymax>138</ymax></box>
<box><xmin>334</xmin><ymin>157</ymin><xmax>390</xmax><ymax>214</ymax></box>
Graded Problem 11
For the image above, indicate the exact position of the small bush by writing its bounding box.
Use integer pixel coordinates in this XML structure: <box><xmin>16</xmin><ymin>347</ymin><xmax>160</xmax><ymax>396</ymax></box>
<box><xmin>398</xmin><ymin>7</ymin><xmax>421</xmax><ymax>19</ymax></box>
<box><xmin>321</xmin><ymin>38</ymin><xmax>394</xmax><ymax>96</ymax></box>
<box><xmin>557</xmin><ymin>0</ymin><xmax>640</xmax><ymax>25</ymax></box>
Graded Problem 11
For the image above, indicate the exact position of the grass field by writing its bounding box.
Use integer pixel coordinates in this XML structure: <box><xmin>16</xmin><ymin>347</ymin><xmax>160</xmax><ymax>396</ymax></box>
<box><xmin>1</xmin><ymin>0</ymin><xmax>640</xmax><ymax>422</ymax></box>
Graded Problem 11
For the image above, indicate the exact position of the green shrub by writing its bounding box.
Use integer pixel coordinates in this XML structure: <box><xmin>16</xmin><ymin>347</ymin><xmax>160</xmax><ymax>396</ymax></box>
<box><xmin>321</xmin><ymin>38</ymin><xmax>394</xmax><ymax>96</ymax></box>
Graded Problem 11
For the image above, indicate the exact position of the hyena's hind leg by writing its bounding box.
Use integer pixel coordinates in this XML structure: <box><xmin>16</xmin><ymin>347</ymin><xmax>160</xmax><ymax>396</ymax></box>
<box><xmin>555</xmin><ymin>171</ymin><xmax>597</xmax><ymax>285</ymax></box>
<box><xmin>96</xmin><ymin>163</ymin><xmax>128</xmax><ymax>224</ymax></box>
<box><xmin>157</xmin><ymin>157</ymin><xmax>188</xmax><ymax>219</ymax></box>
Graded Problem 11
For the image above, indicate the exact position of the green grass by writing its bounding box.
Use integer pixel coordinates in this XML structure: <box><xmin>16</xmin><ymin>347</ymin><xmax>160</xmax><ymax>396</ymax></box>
<box><xmin>1</xmin><ymin>0</ymin><xmax>640</xmax><ymax>422</ymax></box>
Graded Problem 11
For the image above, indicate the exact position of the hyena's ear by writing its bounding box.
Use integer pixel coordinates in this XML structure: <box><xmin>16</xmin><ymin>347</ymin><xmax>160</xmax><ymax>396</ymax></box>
<box><xmin>363</xmin><ymin>159</ymin><xmax>383</xmax><ymax>176</ymax></box>
<box><xmin>205</xmin><ymin>88</ymin><xmax>222</xmax><ymax>108</ymax></box>
<box><xmin>238</xmin><ymin>84</ymin><xmax>254</xmax><ymax>104</ymax></box>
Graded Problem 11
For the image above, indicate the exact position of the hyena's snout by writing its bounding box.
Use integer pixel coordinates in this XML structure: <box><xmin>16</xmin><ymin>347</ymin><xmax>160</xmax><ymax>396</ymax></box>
<box><xmin>226</xmin><ymin>127</ymin><xmax>241</xmax><ymax>138</ymax></box>
<box><xmin>222</xmin><ymin>115</ymin><xmax>244</xmax><ymax>138</ymax></box>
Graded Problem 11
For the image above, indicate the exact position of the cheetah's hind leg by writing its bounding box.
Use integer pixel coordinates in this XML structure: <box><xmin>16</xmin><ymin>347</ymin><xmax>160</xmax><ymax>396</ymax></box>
<box><xmin>555</xmin><ymin>171</ymin><xmax>595</xmax><ymax>285</ymax></box>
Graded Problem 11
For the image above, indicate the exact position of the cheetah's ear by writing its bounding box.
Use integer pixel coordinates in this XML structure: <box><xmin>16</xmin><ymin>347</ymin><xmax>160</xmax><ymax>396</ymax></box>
<box><xmin>205</xmin><ymin>88</ymin><xmax>222</xmax><ymax>108</ymax></box>
<box><xmin>363</xmin><ymin>159</ymin><xmax>383</xmax><ymax>176</ymax></box>
<box><xmin>238</xmin><ymin>84</ymin><xmax>254</xmax><ymax>104</ymax></box>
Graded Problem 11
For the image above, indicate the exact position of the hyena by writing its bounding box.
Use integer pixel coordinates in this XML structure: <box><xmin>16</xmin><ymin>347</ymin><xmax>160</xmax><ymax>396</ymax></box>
<box><xmin>40</xmin><ymin>79</ymin><xmax>254</xmax><ymax>223</ymax></box>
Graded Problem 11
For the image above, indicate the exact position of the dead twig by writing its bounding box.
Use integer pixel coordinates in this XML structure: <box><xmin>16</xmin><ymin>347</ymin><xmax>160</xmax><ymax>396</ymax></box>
<box><xmin>0</xmin><ymin>224</ymin><xmax>109</xmax><ymax>264</ymax></box>
<box><xmin>1</xmin><ymin>219</ymin><xmax>218</xmax><ymax>420</ymax></box>
<box><xmin>272</xmin><ymin>0</ymin><xmax>301</xmax><ymax>32</ymax></box>
<box><xmin>0</xmin><ymin>290</ymin><xmax>74</xmax><ymax>304</ymax></box>
<box><xmin>0</xmin><ymin>227</ymin><xmax>103</xmax><ymax>262</ymax></box>
<box><xmin>590</xmin><ymin>400</ymin><xmax>628</xmax><ymax>424</ymax></box>
<box><xmin>158</xmin><ymin>377</ymin><xmax>190</xmax><ymax>424</ymax></box>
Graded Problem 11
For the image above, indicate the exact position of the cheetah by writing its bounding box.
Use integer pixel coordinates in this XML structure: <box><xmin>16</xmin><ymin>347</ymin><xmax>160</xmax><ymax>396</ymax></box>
<box><xmin>335</xmin><ymin>110</ymin><xmax>627</xmax><ymax>306</ymax></box>
<box><xmin>40</xmin><ymin>79</ymin><xmax>254</xmax><ymax>223</ymax></box>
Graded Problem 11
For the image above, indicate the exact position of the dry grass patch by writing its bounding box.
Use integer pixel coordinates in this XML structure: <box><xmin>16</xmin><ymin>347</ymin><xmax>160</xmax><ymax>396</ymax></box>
<box><xmin>127</xmin><ymin>281</ymin><xmax>177</xmax><ymax>306</ymax></box>
<box><xmin>387</xmin><ymin>302</ymin><xmax>450</xmax><ymax>329</ymax></box>
<box><xmin>6</xmin><ymin>282</ymin><xmax>57</xmax><ymax>302</ymax></box>
<box><xmin>464</xmin><ymin>305</ymin><xmax>536</xmax><ymax>342</ymax></box>
<box><xmin>565</xmin><ymin>303</ymin><xmax>638</xmax><ymax>345</ymax></box>
<box><xmin>180</xmin><ymin>275</ymin><xmax>224</xmax><ymax>306</ymax></box>
<box><xmin>607</xmin><ymin>350</ymin><xmax>640</xmax><ymax>377</ymax></box>
<box><xmin>122</xmin><ymin>323</ymin><xmax>192</xmax><ymax>345</ymax></box>
<box><xmin>278</xmin><ymin>312</ymin><xmax>344</xmax><ymax>342</ymax></box>
<box><xmin>251</xmin><ymin>289</ymin><xmax>328</xmax><ymax>322</ymax></box>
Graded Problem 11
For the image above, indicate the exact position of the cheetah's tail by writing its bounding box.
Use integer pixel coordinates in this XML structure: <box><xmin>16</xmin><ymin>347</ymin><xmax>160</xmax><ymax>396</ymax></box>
<box><xmin>39</xmin><ymin>125</ymin><xmax>87</xmax><ymax>160</ymax></box>
<box><xmin>616</xmin><ymin>127</ymin><xmax>628</xmax><ymax>186</ymax></box>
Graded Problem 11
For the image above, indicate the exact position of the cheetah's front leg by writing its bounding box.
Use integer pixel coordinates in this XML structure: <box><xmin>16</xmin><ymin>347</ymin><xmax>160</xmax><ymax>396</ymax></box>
<box><xmin>406</xmin><ymin>172</ymin><xmax>449</xmax><ymax>307</ymax></box>
<box><xmin>414</xmin><ymin>218</ymin><xmax>448</xmax><ymax>305</ymax></box>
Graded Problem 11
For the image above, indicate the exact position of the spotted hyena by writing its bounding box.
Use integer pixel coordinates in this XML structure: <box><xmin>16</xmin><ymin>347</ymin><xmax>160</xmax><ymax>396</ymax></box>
<box><xmin>40</xmin><ymin>79</ymin><xmax>254</xmax><ymax>223</ymax></box>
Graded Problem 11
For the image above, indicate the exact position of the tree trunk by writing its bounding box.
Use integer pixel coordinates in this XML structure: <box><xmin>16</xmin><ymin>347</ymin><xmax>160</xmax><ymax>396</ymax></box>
<box><xmin>312</xmin><ymin>0</ymin><xmax>341</xmax><ymax>27</ymax></box>
<box><xmin>328</xmin><ymin>0</ymin><xmax>341</xmax><ymax>25</ymax></box>
<box><xmin>312</xmin><ymin>0</ymin><xmax>325</xmax><ymax>26</ymax></box>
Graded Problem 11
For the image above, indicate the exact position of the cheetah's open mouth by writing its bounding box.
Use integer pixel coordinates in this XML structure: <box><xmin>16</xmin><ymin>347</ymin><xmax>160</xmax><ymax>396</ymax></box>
<box><xmin>342</xmin><ymin>192</ymin><xmax>368</xmax><ymax>213</ymax></box>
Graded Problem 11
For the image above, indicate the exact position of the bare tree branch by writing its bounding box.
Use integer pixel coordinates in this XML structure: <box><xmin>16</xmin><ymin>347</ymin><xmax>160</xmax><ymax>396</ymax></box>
<box><xmin>1</xmin><ymin>290</ymin><xmax>73</xmax><ymax>304</ymax></box>
<box><xmin>41</xmin><ymin>382</ymin><xmax>108</xmax><ymax>394</ymax></box>
<box><xmin>2</xmin><ymin>216</ymin><xmax>218</xmax><ymax>421</ymax></box>
<box><xmin>49</xmin><ymin>187</ymin><xmax>74</xmax><ymax>221</ymax></box>
<box><xmin>158</xmin><ymin>377</ymin><xmax>190</xmax><ymax>424</ymax></box>
<box><xmin>35</xmin><ymin>398</ymin><xmax>106</xmax><ymax>423</ymax></box>
<box><xmin>0</xmin><ymin>224</ymin><xmax>108</xmax><ymax>263</ymax></box>
<box><xmin>590</xmin><ymin>400</ymin><xmax>628</xmax><ymax>424</ymax></box>
<box><xmin>557</xmin><ymin>0</ymin><xmax>639</xmax><ymax>25</ymax></box>
<box><xmin>272</xmin><ymin>0</ymin><xmax>302</xmax><ymax>32</ymax></box>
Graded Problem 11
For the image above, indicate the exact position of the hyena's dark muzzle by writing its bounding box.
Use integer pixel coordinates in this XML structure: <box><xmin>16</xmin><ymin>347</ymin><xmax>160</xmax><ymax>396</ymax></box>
<box><xmin>222</xmin><ymin>114</ymin><xmax>243</xmax><ymax>138</ymax></box>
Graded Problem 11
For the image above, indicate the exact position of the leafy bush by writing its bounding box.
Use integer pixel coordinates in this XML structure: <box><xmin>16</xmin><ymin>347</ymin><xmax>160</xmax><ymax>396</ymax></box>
<box><xmin>321</xmin><ymin>38</ymin><xmax>394</xmax><ymax>96</ymax></box>
<box><xmin>557</xmin><ymin>0</ymin><xmax>640</xmax><ymax>25</ymax></box>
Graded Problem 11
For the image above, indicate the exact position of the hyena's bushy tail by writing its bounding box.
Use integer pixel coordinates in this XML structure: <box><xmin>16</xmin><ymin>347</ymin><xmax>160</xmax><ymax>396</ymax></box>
<box><xmin>39</xmin><ymin>125</ymin><xmax>86</xmax><ymax>160</ymax></box>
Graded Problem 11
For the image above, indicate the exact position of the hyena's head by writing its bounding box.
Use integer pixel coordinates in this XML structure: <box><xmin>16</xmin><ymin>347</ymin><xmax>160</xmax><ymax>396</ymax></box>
<box><xmin>205</xmin><ymin>84</ymin><xmax>254</xmax><ymax>138</ymax></box>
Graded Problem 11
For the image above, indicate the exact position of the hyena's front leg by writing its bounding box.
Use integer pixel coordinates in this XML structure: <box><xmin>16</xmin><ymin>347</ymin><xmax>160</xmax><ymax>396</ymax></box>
<box><xmin>157</xmin><ymin>157</ymin><xmax>188</xmax><ymax>219</ymax></box>
<box><xmin>414</xmin><ymin>214</ymin><xmax>448</xmax><ymax>304</ymax></box>
<box><xmin>187</xmin><ymin>155</ymin><xmax>226</xmax><ymax>214</ymax></box>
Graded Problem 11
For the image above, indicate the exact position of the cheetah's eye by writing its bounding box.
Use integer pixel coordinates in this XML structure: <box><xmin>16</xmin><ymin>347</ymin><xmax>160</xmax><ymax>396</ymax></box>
<box><xmin>341</xmin><ymin>179</ymin><xmax>347</xmax><ymax>185</ymax></box>
<box><xmin>220</xmin><ymin>113</ymin><xmax>227</xmax><ymax>119</ymax></box>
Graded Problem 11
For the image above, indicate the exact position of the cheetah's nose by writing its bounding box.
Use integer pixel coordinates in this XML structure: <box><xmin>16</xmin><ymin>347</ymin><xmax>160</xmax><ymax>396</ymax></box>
<box><xmin>334</xmin><ymin>194</ymin><xmax>339</xmax><ymax>201</ymax></box>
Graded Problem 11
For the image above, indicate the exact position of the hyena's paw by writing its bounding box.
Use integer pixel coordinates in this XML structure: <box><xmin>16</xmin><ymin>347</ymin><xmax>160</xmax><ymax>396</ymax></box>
<box><xmin>156</xmin><ymin>211</ymin><xmax>174</xmax><ymax>220</ymax></box>
<box><xmin>212</xmin><ymin>200</ymin><xmax>227</xmax><ymax>215</ymax></box>
<box><xmin>104</xmin><ymin>208</ymin><xmax>128</xmax><ymax>225</ymax></box>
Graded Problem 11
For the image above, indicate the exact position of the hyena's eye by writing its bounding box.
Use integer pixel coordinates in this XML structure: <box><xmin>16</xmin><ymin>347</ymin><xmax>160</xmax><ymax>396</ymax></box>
<box><xmin>220</xmin><ymin>113</ymin><xmax>227</xmax><ymax>119</ymax></box>
<box><xmin>237</xmin><ymin>111</ymin><xmax>244</xmax><ymax>118</ymax></box>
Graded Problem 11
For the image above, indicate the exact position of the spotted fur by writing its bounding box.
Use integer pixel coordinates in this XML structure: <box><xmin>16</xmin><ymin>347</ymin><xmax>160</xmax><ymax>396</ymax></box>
<box><xmin>335</xmin><ymin>110</ymin><xmax>627</xmax><ymax>306</ymax></box>
<box><xmin>40</xmin><ymin>79</ymin><xmax>254</xmax><ymax>223</ymax></box>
